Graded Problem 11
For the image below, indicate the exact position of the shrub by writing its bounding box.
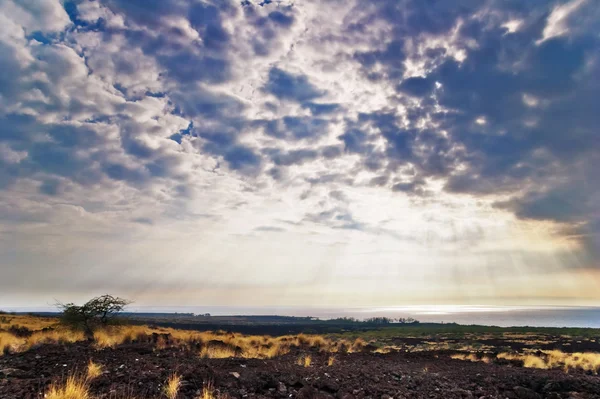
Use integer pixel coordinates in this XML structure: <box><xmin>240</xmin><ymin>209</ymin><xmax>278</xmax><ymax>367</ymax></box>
<box><xmin>57</xmin><ymin>295</ymin><xmax>132</xmax><ymax>338</ymax></box>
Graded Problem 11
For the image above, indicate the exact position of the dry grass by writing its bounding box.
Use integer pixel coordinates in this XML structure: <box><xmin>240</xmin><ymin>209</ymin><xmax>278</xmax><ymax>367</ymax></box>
<box><xmin>87</xmin><ymin>360</ymin><xmax>103</xmax><ymax>380</ymax></box>
<box><xmin>451</xmin><ymin>353</ymin><xmax>491</xmax><ymax>363</ymax></box>
<box><xmin>497</xmin><ymin>352</ymin><xmax>550</xmax><ymax>369</ymax></box>
<box><xmin>164</xmin><ymin>373</ymin><xmax>181</xmax><ymax>399</ymax></box>
<box><xmin>198</xmin><ymin>381</ymin><xmax>216</xmax><ymax>399</ymax></box>
<box><xmin>543</xmin><ymin>350</ymin><xmax>600</xmax><ymax>372</ymax></box>
<box><xmin>0</xmin><ymin>315</ymin><xmax>370</xmax><ymax>362</ymax></box>
<box><xmin>0</xmin><ymin>328</ymin><xmax>85</xmax><ymax>356</ymax></box>
<box><xmin>199</xmin><ymin>345</ymin><xmax>238</xmax><ymax>359</ymax></box>
<box><xmin>297</xmin><ymin>353</ymin><xmax>312</xmax><ymax>367</ymax></box>
<box><xmin>194</xmin><ymin>331</ymin><xmax>336</xmax><ymax>359</ymax></box>
<box><xmin>93</xmin><ymin>325</ymin><xmax>153</xmax><ymax>348</ymax></box>
<box><xmin>0</xmin><ymin>331</ymin><xmax>23</xmax><ymax>354</ymax></box>
<box><xmin>29</xmin><ymin>329</ymin><xmax>85</xmax><ymax>347</ymax></box>
<box><xmin>46</xmin><ymin>375</ymin><xmax>92</xmax><ymax>399</ymax></box>
<box><xmin>1</xmin><ymin>323</ymin><xmax>341</xmax><ymax>359</ymax></box>
<box><xmin>0</xmin><ymin>314</ymin><xmax>58</xmax><ymax>330</ymax></box>
<box><xmin>348</xmin><ymin>337</ymin><xmax>367</xmax><ymax>353</ymax></box>
<box><xmin>327</xmin><ymin>355</ymin><xmax>336</xmax><ymax>366</ymax></box>
<box><xmin>452</xmin><ymin>350</ymin><xmax>600</xmax><ymax>373</ymax></box>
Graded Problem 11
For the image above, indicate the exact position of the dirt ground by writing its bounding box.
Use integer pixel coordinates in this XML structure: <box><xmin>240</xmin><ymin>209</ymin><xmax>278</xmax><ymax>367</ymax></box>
<box><xmin>2</xmin><ymin>340</ymin><xmax>600</xmax><ymax>399</ymax></box>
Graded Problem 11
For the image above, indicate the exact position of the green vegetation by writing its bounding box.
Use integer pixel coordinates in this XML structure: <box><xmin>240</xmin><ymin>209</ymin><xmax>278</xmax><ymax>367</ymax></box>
<box><xmin>56</xmin><ymin>295</ymin><xmax>132</xmax><ymax>338</ymax></box>
<box><xmin>339</xmin><ymin>323</ymin><xmax>600</xmax><ymax>340</ymax></box>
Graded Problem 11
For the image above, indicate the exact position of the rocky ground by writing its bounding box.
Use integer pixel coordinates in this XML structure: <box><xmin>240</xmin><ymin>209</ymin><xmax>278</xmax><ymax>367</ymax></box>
<box><xmin>2</xmin><ymin>341</ymin><xmax>600</xmax><ymax>399</ymax></box>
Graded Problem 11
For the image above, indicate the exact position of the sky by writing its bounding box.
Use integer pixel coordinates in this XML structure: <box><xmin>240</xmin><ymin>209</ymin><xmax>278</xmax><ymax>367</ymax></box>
<box><xmin>0</xmin><ymin>0</ymin><xmax>599</xmax><ymax>309</ymax></box>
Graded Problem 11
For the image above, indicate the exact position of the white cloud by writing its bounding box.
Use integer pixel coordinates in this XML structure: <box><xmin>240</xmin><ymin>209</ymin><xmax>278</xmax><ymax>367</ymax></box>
<box><xmin>0</xmin><ymin>0</ymin><xmax>70</xmax><ymax>34</ymax></box>
<box><xmin>539</xmin><ymin>0</ymin><xmax>587</xmax><ymax>43</ymax></box>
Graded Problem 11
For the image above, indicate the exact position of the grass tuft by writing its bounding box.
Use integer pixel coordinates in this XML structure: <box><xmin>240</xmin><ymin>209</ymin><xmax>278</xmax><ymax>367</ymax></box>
<box><xmin>86</xmin><ymin>360</ymin><xmax>103</xmax><ymax>380</ymax></box>
<box><xmin>297</xmin><ymin>353</ymin><xmax>311</xmax><ymax>367</ymax></box>
<box><xmin>199</xmin><ymin>381</ymin><xmax>215</xmax><ymax>399</ymax></box>
<box><xmin>164</xmin><ymin>373</ymin><xmax>182</xmax><ymax>399</ymax></box>
<box><xmin>46</xmin><ymin>375</ymin><xmax>91</xmax><ymax>399</ymax></box>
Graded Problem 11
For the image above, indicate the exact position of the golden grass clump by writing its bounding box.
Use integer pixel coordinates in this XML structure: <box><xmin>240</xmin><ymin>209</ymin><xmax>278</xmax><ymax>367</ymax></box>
<box><xmin>198</xmin><ymin>381</ymin><xmax>216</xmax><ymax>399</ymax></box>
<box><xmin>523</xmin><ymin>355</ymin><xmax>548</xmax><ymax>369</ymax></box>
<box><xmin>192</xmin><ymin>332</ymin><xmax>318</xmax><ymax>359</ymax></box>
<box><xmin>297</xmin><ymin>353</ymin><xmax>312</xmax><ymax>367</ymax></box>
<box><xmin>451</xmin><ymin>353</ymin><xmax>491</xmax><ymax>364</ymax></box>
<box><xmin>544</xmin><ymin>350</ymin><xmax>600</xmax><ymax>373</ymax></box>
<box><xmin>164</xmin><ymin>373</ymin><xmax>182</xmax><ymax>399</ymax></box>
<box><xmin>46</xmin><ymin>375</ymin><xmax>92</xmax><ymax>399</ymax></box>
<box><xmin>327</xmin><ymin>355</ymin><xmax>336</xmax><ymax>366</ymax></box>
<box><xmin>28</xmin><ymin>329</ymin><xmax>85</xmax><ymax>348</ymax></box>
<box><xmin>497</xmin><ymin>352</ymin><xmax>548</xmax><ymax>369</ymax></box>
<box><xmin>473</xmin><ymin>350</ymin><xmax>600</xmax><ymax>373</ymax></box>
<box><xmin>93</xmin><ymin>325</ymin><xmax>153</xmax><ymax>348</ymax></box>
<box><xmin>0</xmin><ymin>331</ymin><xmax>24</xmax><ymax>355</ymax></box>
<box><xmin>348</xmin><ymin>337</ymin><xmax>367</xmax><ymax>353</ymax></box>
<box><xmin>0</xmin><ymin>314</ymin><xmax>58</xmax><ymax>330</ymax></box>
<box><xmin>200</xmin><ymin>345</ymin><xmax>238</xmax><ymax>359</ymax></box>
<box><xmin>86</xmin><ymin>360</ymin><xmax>103</xmax><ymax>380</ymax></box>
<box><xmin>1</xmin><ymin>328</ymin><xmax>86</xmax><ymax>356</ymax></box>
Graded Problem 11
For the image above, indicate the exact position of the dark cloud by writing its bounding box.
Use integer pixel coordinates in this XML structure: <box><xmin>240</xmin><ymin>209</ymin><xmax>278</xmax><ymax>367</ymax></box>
<box><xmin>305</xmin><ymin>206</ymin><xmax>364</xmax><ymax>231</ymax></box>
<box><xmin>132</xmin><ymin>217</ymin><xmax>154</xmax><ymax>225</ymax></box>
<box><xmin>103</xmin><ymin>162</ymin><xmax>148</xmax><ymax>184</ymax></box>
<box><xmin>321</xmin><ymin>145</ymin><xmax>343</xmax><ymax>159</ymax></box>
<box><xmin>263</xmin><ymin>67</ymin><xmax>325</xmax><ymax>102</ymax></box>
<box><xmin>243</xmin><ymin>4</ymin><xmax>297</xmax><ymax>56</ymax></box>
<box><xmin>269</xmin><ymin>148</ymin><xmax>319</xmax><ymax>166</ymax></box>
<box><xmin>268</xmin><ymin>11</ymin><xmax>294</xmax><ymax>27</ymax></box>
<box><xmin>341</xmin><ymin>0</ymin><xmax>600</xmax><ymax>237</ymax></box>
<box><xmin>224</xmin><ymin>145</ymin><xmax>262</xmax><ymax>171</ymax></box>
<box><xmin>264</xmin><ymin>116</ymin><xmax>329</xmax><ymax>141</ymax></box>
<box><xmin>98</xmin><ymin>0</ymin><xmax>235</xmax><ymax>85</ymax></box>
<box><xmin>339</xmin><ymin>128</ymin><xmax>369</xmax><ymax>154</ymax></box>
<box><xmin>303</xmin><ymin>102</ymin><xmax>340</xmax><ymax>116</ymax></box>
<box><xmin>39</xmin><ymin>179</ymin><xmax>62</xmax><ymax>196</ymax></box>
<box><xmin>397</xmin><ymin>76</ymin><xmax>435</xmax><ymax>97</ymax></box>
<box><xmin>354</xmin><ymin>40</ymin><xmax>406</xmax><ymax>81</ymax></box>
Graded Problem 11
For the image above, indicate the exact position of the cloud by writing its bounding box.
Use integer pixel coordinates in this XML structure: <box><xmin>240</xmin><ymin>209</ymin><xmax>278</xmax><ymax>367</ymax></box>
<box><xmin>397</xmin><ymin>76</ymin><xmax>435</xmax><ymax>97</ymax></box>
<box><xmin>0</xmin><ymin>0</ymin><xmax>71</xmax><ymax>33</ymax></box>
<box><xmin>264</xmin><ymin>116</ymin><xmax>329</xmax><ymax>141</ymax></box>
<box><xmin>254</xmin><ymin>225</ymin><xmax>286</xmax><ymax>232</ymax></box>
<box><xmin>263</xmin><ymin>67</ymin><xmax>325</xmax><ymax>102</ymax></box>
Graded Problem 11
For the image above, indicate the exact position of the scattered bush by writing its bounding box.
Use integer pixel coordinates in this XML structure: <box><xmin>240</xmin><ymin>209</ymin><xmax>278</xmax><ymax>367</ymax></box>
<box><xmin>8</xmin><ymin>325</ymin><xmax>32</xmax><ymax>337</ymax></box>
<box><xmin>57</xmin><ymin>295</ymin><xmax>132</xmax><ymax>338</ymax></box>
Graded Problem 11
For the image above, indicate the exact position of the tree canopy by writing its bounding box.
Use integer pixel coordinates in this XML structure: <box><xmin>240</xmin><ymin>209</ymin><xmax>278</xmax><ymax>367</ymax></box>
<box><xmin>56</xmin><ymin>294</ymin><xmax>132</xmax><ymax>337</ymax></box>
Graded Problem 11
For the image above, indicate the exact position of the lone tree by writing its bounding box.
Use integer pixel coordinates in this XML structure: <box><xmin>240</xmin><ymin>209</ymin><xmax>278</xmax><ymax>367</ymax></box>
<box><xmin>57</xmin><ymin>294</ymin><xmax>132</xmax><ymax>338</ymax></box>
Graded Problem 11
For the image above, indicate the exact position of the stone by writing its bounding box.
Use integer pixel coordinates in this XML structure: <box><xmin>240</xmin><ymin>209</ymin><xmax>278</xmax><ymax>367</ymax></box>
<box><xmin>513</xmin><ymin>386</ymin><xmax>541</xmax><ymax>399</ymax></box>
<box><xmin>278</xmin><ymin>382</ymin><xmax>288</xmax><ymax>394</ymax></box>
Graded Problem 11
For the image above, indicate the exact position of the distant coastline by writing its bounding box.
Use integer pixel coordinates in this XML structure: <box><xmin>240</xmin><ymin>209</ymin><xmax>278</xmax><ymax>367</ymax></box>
<box><xmin>3</xmin><ymin>305</ymin><xmax>600</xmax><ymax>328</ymax></box>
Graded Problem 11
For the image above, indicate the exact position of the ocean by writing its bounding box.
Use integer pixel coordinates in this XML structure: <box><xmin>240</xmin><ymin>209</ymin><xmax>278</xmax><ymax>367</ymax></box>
<box><xmin>125</xmin><ymin>305</ymin><xmax>600</xmax><ymax>328</ymax></box>
<box><xmin>6</xmin><ymin>305</ymin><xmax>600</xmax><ymax>328</ymax></box>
